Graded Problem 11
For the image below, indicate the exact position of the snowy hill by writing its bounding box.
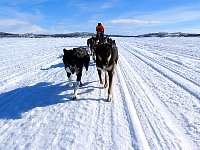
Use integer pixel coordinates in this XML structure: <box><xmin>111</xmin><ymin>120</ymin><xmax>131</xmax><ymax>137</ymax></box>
<box><xmin>1</xmin><ymin>32</ymin><xmax>200</xmax><ymax>38</ymax></box>
<box><xmin>0</xmin><ymin>32</ymin><xmax>96</xmax><ymax>38</ymax></box>
<box><xmin>137</xmin><ymin>32</ymin><xmax>200</xmax><ymax>37</ymax></box>
<box><xmin>0</xmin><ymin>37</ymin><xmax>200</xmax><ymax>149</ymax></box>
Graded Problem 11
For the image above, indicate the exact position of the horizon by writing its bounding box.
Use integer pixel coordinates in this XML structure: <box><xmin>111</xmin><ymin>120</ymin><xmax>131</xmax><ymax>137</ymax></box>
<box><xmin>0</xmin><ymin>0</ymin><xmax>200</xmax><ymax>35</ymax></box>
<box><xmin>1</xmin><ymin>31</ymin><xmax>200</xmax><ymax>36</ymax></box>
<box><xmin>0</xmin><ymin>31</ymin><xmax>200</xmax><ymax>36</ymax></box>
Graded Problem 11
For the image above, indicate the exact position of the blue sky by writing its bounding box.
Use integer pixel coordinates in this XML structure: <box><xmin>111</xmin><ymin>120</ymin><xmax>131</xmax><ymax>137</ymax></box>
<box><xmin>0</xmin><ymin>0</ymin><xmax>200</xmax><ymax>35</ymax></box>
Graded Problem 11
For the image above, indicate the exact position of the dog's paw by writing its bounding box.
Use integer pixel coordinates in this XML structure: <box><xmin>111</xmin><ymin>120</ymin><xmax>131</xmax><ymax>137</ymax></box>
<box><xmin>72</xmin><ymin>95</ymin><xmax>77</xmax><ymax>99</ymax></box>
<box><xmin>69</xmin><ymin>80</ymin><xmax>73</xmax><ymax>87</ymax></box>
<box><xmin>80</xmin><ymin>81</ymin><xmax>83</xmax><ymax>86</ymax></box>
<box><xmin>104</xmin><ymin>83</ymin><xmax>108</xmax><ymax>88</ymax></box>
<box><xmin>69</xmin><ymin>82</ymin><xmax>73</xmax><ymax>87</ymax></box>
<box><xmin>107</xmin><ymin>95</ymin><xmax>112</xmax><ymax>102</ymax></box>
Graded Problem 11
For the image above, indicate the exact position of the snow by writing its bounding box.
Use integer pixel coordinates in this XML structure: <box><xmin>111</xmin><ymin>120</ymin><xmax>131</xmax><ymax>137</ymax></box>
<box><xmin>0</xmin><ymin>37</ymin><xmax>200</xmax><ymax>149</ymax></box>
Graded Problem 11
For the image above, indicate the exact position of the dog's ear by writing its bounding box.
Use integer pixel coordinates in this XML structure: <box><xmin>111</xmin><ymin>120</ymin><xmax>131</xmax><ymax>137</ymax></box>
<box><xmin>112</xmin><ymin>43</ymin><xmax>116</xmax><ymax>50</ymax></box>
<box><xmin>63</xmin><ymin>48</ymin><xmax>67</xmax><ymax>55</ymax></box>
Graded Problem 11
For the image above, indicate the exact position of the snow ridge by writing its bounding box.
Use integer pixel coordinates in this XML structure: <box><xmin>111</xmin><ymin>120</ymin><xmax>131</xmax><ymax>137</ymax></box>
<box><xmin>0</xmin><ymin>37</ymin><xmax>199</xmax><ymax>149</ymax></box>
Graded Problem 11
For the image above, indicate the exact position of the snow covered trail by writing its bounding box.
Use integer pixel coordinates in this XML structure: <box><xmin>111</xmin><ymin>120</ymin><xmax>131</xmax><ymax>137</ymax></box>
<box><xmin>117</xmin><ymin>37</ymin><xmax>200</xmax><ymax>149</ymax></box>
<box><xmin>0</xmin><ymin>37</ymin><xmax>199</xmax><ymax>149</ymax></box>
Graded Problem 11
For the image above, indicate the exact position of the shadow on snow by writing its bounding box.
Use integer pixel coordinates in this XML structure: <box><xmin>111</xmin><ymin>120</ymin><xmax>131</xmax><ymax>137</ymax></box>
<box><xmin>41</xmin><ymin>62</ymin><xmax>64</xmax><ymax>70</ymax></box>
<box><xmin>0</xmin><ymin>79</ymin><xmax>103</xmax><ymax>120</ymax></box>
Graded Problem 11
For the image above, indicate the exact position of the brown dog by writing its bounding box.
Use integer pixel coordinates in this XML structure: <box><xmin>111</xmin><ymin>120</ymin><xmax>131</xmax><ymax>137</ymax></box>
<box><xmin>95</xmin><ymin>40</ymin><xmax>118</xmax><ymax>101</ymax></box>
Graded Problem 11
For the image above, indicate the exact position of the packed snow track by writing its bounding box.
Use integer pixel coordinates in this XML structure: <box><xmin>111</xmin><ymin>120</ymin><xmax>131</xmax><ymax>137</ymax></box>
<box><xmin>0</xmin><ymin>37</ymin><xmax>199</xmax><ymax>149</ymax></box>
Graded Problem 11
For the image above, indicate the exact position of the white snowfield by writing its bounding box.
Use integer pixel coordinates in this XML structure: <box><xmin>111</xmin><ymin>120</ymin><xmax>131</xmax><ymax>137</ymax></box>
<box><xmin>0</xmin><ymin>37</ymin><xmax>200</xmax><ymax>150</ymax></box>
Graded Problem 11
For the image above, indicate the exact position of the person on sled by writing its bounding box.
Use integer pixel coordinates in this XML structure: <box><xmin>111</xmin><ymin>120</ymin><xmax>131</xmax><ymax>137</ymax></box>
<box><xmin>96</xmin><ymin>22</ymin><xmax>104</xmax><ymax>43</ymax></box>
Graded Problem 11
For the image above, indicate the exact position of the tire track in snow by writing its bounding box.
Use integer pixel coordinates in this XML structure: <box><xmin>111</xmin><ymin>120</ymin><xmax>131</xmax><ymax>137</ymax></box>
<box><xmin>118</xmin><ymin>43</ymin><xmax>200</xmax><ymax>101</ymax></box>
<box><xmin>1</xmin><ymin>38</ymin><xmax>199</xmax><ymax>149</ymax></box>
<box><xmin>130</xmin><ymin>42</ymin><xmax>200</xmax><ymax>74</ymax></box>
<box><xmin>131</xmin><ymin>43</ymin><xmax>200</xmax><ymax>86</ymax></box>
<box><xmin>82</xmin><ymin>64</ymin><xmax>116</xmax><ymax>150</ymax></box>
<box><xmin>117</xmin><ymin>41</ymin><xmax>200</xmax><ymax>148</ymax></box>
<box><xmin>118</xmin><ymin>54</ymin><xmax>194</xmax><ymax>149</ymax></box>
<box><xmin>116</xmin><ymin>63</ymin><xmax>151</xmax><ymax>150</ymax></box>
<box><xmin>111</xmin><ymin>82</ymin><xmax>137</xmax><ymax>150</ymax></box>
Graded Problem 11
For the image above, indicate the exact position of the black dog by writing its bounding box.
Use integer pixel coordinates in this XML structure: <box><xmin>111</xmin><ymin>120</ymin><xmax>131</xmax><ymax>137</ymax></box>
<box><xmin>95</xmin><ymin>40</ymin><xmax>118</xmax><ymax>101</ymax></box>
<box><xmin>87</xmin><ymin>37</ymin><xmax>97</xmax><ymax>61</ymax></box>
<box><xmin>63</xmin><ymin>47</ymin><xmax>90</xmax><ymax>99</ymax></box>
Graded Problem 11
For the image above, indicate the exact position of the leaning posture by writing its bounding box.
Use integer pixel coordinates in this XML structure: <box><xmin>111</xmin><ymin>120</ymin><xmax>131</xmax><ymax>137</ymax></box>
<box><xmin>63</xmin><ymin>47</ymin><xmax>90</xmax><ymax>99</ymax></box>
<box><xmin>95</xmin><ymin>40</ymin><xmax>118</xmax><ymax>101</ymax></box>
<box><xmin>96</xmin><ymin>23</ymin><xmax>105</xmax><ymax>44</ymax></box>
